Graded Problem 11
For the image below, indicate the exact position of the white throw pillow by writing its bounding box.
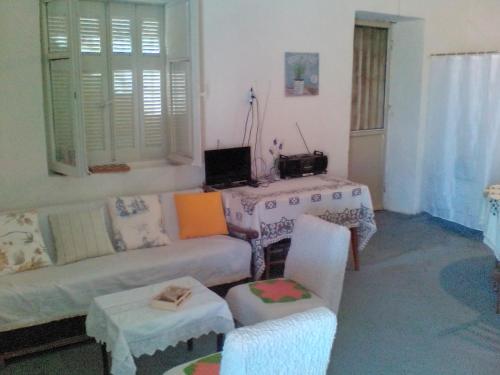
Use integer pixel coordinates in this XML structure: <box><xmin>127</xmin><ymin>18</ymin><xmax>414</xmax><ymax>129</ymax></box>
<box><xmin>0</xmin><ymin>211</ymin><xmax>52</xmax><ymax>276</ymax></box>
<box><xmin>49</xmin><ymin>208</ymin><xmax>115</xmax><ymax>265</ymax></box>
<box><xmin>107</xmin><ymin>194</ymin><xmax>171</xmax><ymax>251</ymax></box>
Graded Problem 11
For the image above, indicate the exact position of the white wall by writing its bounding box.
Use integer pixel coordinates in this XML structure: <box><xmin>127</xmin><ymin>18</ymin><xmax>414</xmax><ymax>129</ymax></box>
<box><xmin>2</xmin><ymin>0</ymin><xmax>500</xmax><ymax>213</ymax></box>
<box><xmin>201</xmin><ymin>0</ymin><xmax>500</xmax><ymax>214</ymax></box>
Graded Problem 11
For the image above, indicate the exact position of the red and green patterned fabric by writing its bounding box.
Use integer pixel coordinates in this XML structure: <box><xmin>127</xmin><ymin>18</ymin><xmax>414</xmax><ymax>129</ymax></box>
<box><xmin>183</xmin><ymin>353</ymin><xmax>221</xmax><ymax>375</ymax></box>
<box><xmin>249</xmin><ymin>278</ymin><xmax>311</xmax><ymax>303</ymax></box>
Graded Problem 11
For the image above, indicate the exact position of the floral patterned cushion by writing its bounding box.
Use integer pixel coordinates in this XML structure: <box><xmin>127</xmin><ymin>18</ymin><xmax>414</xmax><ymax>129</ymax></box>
<box><xmin>107</xmin><ymin>195</ymin><xmax>171</xmax><ymax>251</ymax></box>
<box><xmin>249</xmin><ymin>278</ymin><xmax>311</xmax><ymax>303</ymax></box>
<box><xmin>0</xmin><ymin>211</ymin><xmax>52</xmax><ymax>276</ymax></box>
<box><xmin>183</xmin><ymin>353</ymin><xmax>221</xmax><ymax>375</ymax></box>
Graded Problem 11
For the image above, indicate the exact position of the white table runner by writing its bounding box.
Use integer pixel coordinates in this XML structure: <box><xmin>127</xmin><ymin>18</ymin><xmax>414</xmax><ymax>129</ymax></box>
<box><xmin>85</xmin><ymin>276</ymin><xmax>234</xmax><ymax>375</ymax></box>
<box><xmin>221</xmin><ymin>175</ymin><xmax>377</xmax><ymax>279</ymax></box>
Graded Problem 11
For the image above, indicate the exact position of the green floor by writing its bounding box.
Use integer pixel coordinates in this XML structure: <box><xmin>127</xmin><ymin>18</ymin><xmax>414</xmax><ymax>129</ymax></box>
<box><xmin>3</xmin><ymin>211</ymin><xmax>499</xmax><ymax>375</ymax></box>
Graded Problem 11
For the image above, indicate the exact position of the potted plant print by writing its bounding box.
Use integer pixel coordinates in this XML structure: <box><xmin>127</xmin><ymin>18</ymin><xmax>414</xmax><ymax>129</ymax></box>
<box><xmin>293</xmin><ymin>64</ymin><xmax>305</xmax><ymax>95</ymax></box>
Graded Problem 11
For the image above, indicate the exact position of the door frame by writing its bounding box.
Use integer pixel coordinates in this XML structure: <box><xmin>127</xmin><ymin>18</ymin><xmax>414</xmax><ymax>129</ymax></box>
<box><xmin>349</xmin><ymin>19</ymin><xmax>393</xmax><ymax>209</ymax></box>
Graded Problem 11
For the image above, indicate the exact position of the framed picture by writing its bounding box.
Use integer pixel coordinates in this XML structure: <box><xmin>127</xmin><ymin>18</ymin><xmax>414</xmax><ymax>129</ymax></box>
<box><xmin>285</xmin><ymin>52</ymin><xmax>319</xmax><ymax>96</ymax></box>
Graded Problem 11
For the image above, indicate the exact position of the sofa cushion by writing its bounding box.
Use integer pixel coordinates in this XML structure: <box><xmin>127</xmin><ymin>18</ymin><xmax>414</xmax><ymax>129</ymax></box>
<box><xmin>37</xmin><ymin>200</ymin><xmax>111</xmax><ymax>262</ymax></box>
<box><xmin>107</xmin><ymin>195</ymin><xmax>171</xmax><ymax>251</ymax></box>
<box><xmin>174</xmin><ymin>192</ymin><xmax>229</xmax><ymax>239</ymax></box>
<box><xmin>0</xmin><ymin>235</ymin><xmax>251</xmax><ymax>332</ymax></box>
<box><xmin>0</xmin><ymin>211</ymin><xmax>52</xmax><ymax>276</ymax></box>
<box><xmin>49</xmin><ymin>208</ymin><xmax>115</xmax><ymax>265</ymax></box>
<box><xmin>160</xmin><ymin>188</ymin><xmax>202</xmax><ymax>241</ymax></box>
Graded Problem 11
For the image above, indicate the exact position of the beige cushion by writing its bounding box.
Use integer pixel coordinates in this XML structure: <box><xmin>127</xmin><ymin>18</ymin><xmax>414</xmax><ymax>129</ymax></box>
<box><xmin>0</xmin><ymin>211</ymin><xmax>52</xmax><ymax>276</ymax></box>
<box><xmin>49</xmin><ymin>208</ymin><xmax>115</xmax><ymax>265</ymax></box>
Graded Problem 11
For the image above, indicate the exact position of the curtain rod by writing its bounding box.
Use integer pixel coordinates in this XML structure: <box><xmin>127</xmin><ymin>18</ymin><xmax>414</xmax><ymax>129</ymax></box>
<box><xmin>430</xmin><ymin>51</ymin><xmax>499</xmax><ymax>57</ymax></box>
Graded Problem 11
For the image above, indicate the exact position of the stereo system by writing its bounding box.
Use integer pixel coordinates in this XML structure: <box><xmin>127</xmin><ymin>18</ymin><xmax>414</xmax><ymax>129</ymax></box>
<box><xmin>279</xmin><ymin>151</ymin><xmax>328</xmax><ymax>179</ymax></box>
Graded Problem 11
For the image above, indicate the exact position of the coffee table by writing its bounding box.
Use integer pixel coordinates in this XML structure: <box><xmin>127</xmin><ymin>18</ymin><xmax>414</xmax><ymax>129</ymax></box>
<box><xmin>85</xmin><ymin>276</ymin><xmax>235</xmax><ymax>375</ymax></box>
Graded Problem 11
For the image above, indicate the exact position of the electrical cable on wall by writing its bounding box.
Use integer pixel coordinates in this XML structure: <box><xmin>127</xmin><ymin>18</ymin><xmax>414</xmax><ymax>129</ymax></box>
<box><xmin>240</xmin><ymin>86</ymin><xmax>273</xmax><ymax>183</ymax></box>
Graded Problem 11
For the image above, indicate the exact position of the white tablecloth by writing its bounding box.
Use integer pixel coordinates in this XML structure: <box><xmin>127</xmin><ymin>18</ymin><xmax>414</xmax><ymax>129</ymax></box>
<box><xmin>483</xmin><ymin>186</ymin><xmax>500</xmax><ymax>261</ymax></box>
<box><xmin>85</xmin><ymin>276</ymin><xmax>235</xmax><ymax>375</ymax></box>
<box><xmin>221</xmin><ymin>175</ymin><xmax>377</xmax><ymax>279</ymax></box>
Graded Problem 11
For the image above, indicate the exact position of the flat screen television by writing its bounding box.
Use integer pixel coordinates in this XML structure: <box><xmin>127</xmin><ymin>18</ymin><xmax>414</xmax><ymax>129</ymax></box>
<box><xmin>204</xmin><ymin>146</ymin><xmax>251</xmax><ymax>187</ymax></box>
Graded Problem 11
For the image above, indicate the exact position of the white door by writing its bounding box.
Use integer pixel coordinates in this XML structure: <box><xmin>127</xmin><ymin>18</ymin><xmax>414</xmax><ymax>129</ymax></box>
<box><xmin>348</xmin><ymin>24</ymin><xmax>390</xmax><ymax>211</ymax></box>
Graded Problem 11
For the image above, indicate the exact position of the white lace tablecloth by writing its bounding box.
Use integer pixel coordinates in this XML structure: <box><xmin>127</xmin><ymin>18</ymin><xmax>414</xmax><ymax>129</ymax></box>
<box><xmin>85</xmin><ymin>276</ymin><xmax>235</xmax><ymax>375</ymax></box>
<box><xmin>221</xmin><ymin>175</ymin><xmax>377</xmax><ymax>279</ymax></box>
<box><xmin>483</xmin><ymin>186</ymin><xmax>500</xmax><ymax>261</ymax></box>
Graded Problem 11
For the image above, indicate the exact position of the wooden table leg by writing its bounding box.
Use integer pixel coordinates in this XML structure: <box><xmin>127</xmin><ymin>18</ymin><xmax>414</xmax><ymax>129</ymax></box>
<box><xmin>494</xmin><ymin>268</ymin><xmax>500</xmax><ymax>314</ymax></box>
<box><xmin>101</xmin><ymin>344</ymin><xmax>109</xmax><ymax>375</ymax></box>
<box><xmin>216</xmin><ymin>334</ymin><xmax>224</xmax><ymax>352</ymax></box>
<box><xmin>265</xmin><ymin>247</ymin><xmax>271</xmax><ymax>280</ymax></box>
<box><xmin>187</xmin><ymin>338</ymin><xmax>194</xmax><ymax>351</ymax></box>
<box><xmin>350</xmin><ymin>227</ymin><xmax>360</xmax><ymax>271</ymax></box>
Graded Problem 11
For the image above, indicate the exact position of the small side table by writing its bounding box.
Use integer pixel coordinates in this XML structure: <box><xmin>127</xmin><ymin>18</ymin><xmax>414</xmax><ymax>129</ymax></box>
<box><xmin>86</xmin><ymin>277</ymin><xmax>234</xmax><ymax>375</ymax></box>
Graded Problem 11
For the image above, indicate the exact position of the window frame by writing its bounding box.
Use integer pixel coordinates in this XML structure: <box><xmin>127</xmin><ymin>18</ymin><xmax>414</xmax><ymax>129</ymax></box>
<box><xmin>40</xmin><ymin>0</ymin><xmax>201</xmax><ymax>176</ymax></box>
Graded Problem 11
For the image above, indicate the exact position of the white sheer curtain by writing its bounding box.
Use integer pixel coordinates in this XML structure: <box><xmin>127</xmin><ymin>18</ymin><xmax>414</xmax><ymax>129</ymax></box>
<box><xmin>422</xmin><ymin>54</ymin><xmax>500</xmax><ymax>230</ymax></box>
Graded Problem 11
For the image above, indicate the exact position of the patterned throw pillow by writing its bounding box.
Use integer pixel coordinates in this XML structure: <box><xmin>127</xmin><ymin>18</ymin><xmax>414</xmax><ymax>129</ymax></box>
<box><xmin>249</xmin><ymin>278</ymin><xmax>311</xmax><ymax>303</ymax></box>
<box><xmin>0</xmin><ymin>211</ymin><xmax>53</xmax><ymax>276</ymax></box>
<box><xmin>107</xmin><ymin>194</ymin><xmax>171</xmax><ymax>251</ymax></box>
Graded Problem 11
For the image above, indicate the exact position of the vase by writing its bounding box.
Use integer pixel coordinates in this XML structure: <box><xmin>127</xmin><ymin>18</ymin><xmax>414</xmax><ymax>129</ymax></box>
<box><xmin>293</xmin><ymin>80</ymin><xmax>304</xmax><ymax>95</ymax></box>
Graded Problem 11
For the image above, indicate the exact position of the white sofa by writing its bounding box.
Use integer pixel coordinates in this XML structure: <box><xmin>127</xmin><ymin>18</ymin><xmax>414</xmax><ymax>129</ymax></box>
<box><xmin>0</xmin><ymin>189</ymin><xmax>252</xmax><ymax>333</ymax></box>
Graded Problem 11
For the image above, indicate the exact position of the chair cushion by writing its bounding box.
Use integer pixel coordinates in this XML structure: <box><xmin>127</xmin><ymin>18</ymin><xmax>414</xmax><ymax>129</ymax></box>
<box><xmin>249</xmin><ymin>278</ymin><xmax>311</xmax><ymax>303</ymax></box>
<box><xmin>174</xmin><ymin>192</ymin><xmax>228</xmax><ymax>239</ymax></box>
<box><xmin>225</xmin><ymin>280</ymin><xmax>326</xmax><ymax>326</ymax></box>
<box><xmin>164</xmin><ymin>353</ymin><xmax>221</xmax><ymax>375</ymax></box>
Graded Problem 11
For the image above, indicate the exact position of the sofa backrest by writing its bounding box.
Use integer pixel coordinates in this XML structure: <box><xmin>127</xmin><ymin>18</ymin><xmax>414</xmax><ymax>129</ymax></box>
<box><xmin>33</xmin><ymin>187</ymin><xmax>202</xmax><ymax>262</ymax></box>
<box><xmin>159</xmin><ymin>188</ymin><xmax>202</xmax><ymax>241</ymax></box>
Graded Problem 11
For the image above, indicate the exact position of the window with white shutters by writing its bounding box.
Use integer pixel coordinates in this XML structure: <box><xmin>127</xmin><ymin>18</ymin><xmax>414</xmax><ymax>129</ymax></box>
<box><xmin>42</xmin><ymin>0</ymin><xmax>197</xmax><ymax>176</ymax></box>
<box><xmin>350</xmin><ymin>25</ymin><xmax>389</xmax><ymax>132</ymax></box>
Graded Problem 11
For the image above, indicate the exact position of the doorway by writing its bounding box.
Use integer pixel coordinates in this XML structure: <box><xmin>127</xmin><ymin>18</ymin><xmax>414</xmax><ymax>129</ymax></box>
<box><xmin>348</xmin><ymin>22</ymin><xmax>390</xmax><ymax>210</ymax></box>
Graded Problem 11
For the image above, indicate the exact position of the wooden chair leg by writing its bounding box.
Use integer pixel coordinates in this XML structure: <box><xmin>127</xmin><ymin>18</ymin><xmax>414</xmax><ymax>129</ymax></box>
<box><xmin>350</xmin><ymin>227</ymin><xmax>360</xmax><ymax>271</ymax></box>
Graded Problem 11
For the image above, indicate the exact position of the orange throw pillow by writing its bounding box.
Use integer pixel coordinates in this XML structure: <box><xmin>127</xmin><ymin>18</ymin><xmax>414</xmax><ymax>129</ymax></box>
<box><xmin>174</xmin><ymin>192</ymin><xmax>229</xmax><ymax>239</ymax></box>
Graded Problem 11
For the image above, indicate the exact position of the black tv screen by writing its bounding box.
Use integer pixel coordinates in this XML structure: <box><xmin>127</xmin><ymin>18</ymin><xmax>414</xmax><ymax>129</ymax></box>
<box><xmin>205</xmin><ymin>146</ymin><xmax>251</xmax><ymax>186</ymax></box>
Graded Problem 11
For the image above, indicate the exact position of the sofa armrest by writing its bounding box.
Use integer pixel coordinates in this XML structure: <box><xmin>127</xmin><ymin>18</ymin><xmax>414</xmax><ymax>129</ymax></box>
<box><xmin>227</xmin><ymin>223</ymin><xmax>258</xmax><ymax>241</ymax></box>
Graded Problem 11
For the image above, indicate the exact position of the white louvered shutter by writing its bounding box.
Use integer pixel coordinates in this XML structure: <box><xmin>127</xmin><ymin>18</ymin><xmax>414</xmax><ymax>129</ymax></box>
<box><xmin>43</xmin><ymin>0</ymin><xmax>86</xmax><ymax>176</ymax></box>
<box><xmin>165</xmin><ymin>0</ymin><xmax>194</xmax><ymax>162</ymax></box>
<box><xmin>168</xmin><ymin>61</ymin><xmax>192</xmax><ymax>157</ymax></box>
<box><xmin>138</xmin><ymin>5</ymin><xmax>166</xmax><ymax>160</ymax></box>
<box><xmin>109</xmin><ymin>3</ymin><xmax>140</xmax><ymax>162</ymax></box>
<box><xmin>79</xmin><ymin>1</ymin><xmax>111</xmax><ymax>165</ymax></box>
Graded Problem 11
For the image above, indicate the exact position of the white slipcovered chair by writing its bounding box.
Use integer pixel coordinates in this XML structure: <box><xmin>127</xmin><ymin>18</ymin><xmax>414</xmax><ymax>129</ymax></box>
<box><xmin>225</xmin><ymin>214</ymin><xmax>350</xmax><ymax>326</ymax></box>
<box><xmin>164</xmin><ymin>307</ymin><xmax>337</xmax><ymax>375</ymax></box>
